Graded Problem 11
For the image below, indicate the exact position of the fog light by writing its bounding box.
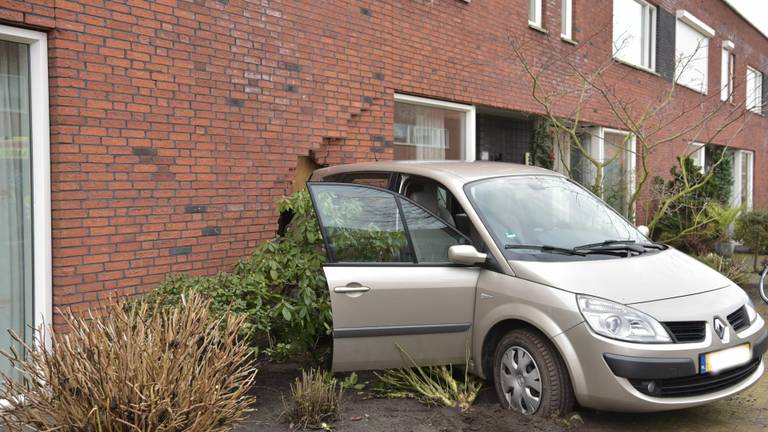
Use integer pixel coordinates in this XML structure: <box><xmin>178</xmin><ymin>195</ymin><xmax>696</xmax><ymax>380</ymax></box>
<box><xmin>646</xmin><ymin>380</ymin><xmax>657</xmax><ymax>395</ymax></box>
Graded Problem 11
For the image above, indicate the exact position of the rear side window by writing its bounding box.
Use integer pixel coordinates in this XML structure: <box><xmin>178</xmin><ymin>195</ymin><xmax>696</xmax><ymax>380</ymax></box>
<box><xmin>323</xmin><ymin>172</ymin><xmax>393</xmax><ymax>189</ymax></box>
<box><xmin>309</xmin><ymin>183</ymin><xmax>468</xmax><ymax>264</ymax></box>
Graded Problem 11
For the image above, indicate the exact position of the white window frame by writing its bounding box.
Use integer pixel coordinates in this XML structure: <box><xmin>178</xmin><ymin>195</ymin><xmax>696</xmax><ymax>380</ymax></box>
<box><xmin>686</xmin><ymin>142</ymin><xmax>706</xmax><ymax>173</ymax></box>
<box><xmin>597</xmin><ymin>128</ymin><xmax>637</xmax><ymax>208</ymax></box>
<box><xmin>732</xmin><ymin>150</ymin><xmax>754</xmax><ymax>211</ymax></box>
<box><xmin>674</xmin><ymin>11</ymin><xmax>714</xmax><ymax>95</ymax></box>
<box><xmin>529</xmin><ymin>0</ymin><xmax>543</xmax><ymax>29</ymax></box>
<box><xmin>561</xmin><ymin>0</ymin><xmax>573</xmax><ymax>40</ymax></box>
<box><xmin>720</xmin><ymin>40</ymin><xmax>735</xmax><ymax>102</ymax></box>
<box><xmin>746</xmin><ymin>66</ymin><xmax>763</xmax><ymax>114</ymax></box>
<box><xmin>0</xmin><ymin>24</ymin><xmax>52</xmax><ymax>355</ymax></box>
<box><xmin>393</xmin><ymin>93</ymin><xmax>476</xmax><ymax>161</ymax></box>
<box><xmin>612</xmin><ymin>0</ymin><xmax>657</xmax><ymax>72</ymax></box>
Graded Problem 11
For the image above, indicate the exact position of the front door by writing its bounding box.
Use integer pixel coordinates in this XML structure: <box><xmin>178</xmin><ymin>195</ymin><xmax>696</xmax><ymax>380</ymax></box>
<box><xmin>308</xmin><ymin>182</ymin><xmax>480</xmax><ymax>371</ymax></box>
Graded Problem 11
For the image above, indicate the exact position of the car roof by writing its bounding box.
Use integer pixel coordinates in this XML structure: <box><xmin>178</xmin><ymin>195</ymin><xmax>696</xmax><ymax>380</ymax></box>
<box><xmin>312</xmin><ymin>160</ymin><xmax>564</xmax><ymax>186</ymax></box>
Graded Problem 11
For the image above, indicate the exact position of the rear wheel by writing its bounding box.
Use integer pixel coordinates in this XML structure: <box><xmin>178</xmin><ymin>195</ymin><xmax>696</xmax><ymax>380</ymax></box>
<box><xmin>493</xmin><ymin>329</ymin><xmax>574</xmax><ymax>416</ymax></box>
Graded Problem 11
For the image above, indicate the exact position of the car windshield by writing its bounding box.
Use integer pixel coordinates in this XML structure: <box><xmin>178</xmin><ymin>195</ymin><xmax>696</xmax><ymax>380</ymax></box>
<box><xmin>465</xmin><ymin>175</ymin><xmax>649</xmax><ymax>258</ymax></box>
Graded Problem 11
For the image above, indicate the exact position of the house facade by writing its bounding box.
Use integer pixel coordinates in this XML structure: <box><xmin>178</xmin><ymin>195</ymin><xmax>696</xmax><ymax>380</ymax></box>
<box><xmin>0</xmin><ymin>0</ymin><xmax>766</xmax><ymax>372</ymax></box>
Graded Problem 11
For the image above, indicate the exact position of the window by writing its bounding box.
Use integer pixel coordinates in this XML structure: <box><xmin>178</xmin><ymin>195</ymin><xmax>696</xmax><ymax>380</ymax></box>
<box><xmin>566</xmin><ymin>128</ymin><xmax>636</xmax><ymax>218</ymax></box>
<box><xmin>720</xmin><ymin>42</ymin><xmax>735</xmax><ymax>102</ymax></box>
<box><xmin>675</xmin><ymin>11</ymin><xmax>715</xmax><ymax>94</ymax></box>
<box><xmin>394</xmin><ymin>94</ymin><xmax>475</xmax><ymax>161</ymax></box>
<box><xmin>686</xmin><ymin>142</ymin><xmax>706</xmax><ymax>173</ymax></box>
<box><xmin>310</xmin><ymin>184</ymin><xmax>466</xmax><ymax>264</ymax></box>
<box><xmin>323</xmin><ymin>172</ymin><xmax>393</xmax><ymax>189</ymax></box>
<box><xmin>732</xmin><ymin>150</ymin><xmax>754</xmax><ymax>211</ymax></box>
<box><xmin>529</xmin><ymin>0</ymin><xmax>543</xmax><ymax>28</ymax></box>
<box><xmin>612</xmin><ymin>0</ymin><xmax>656</xmax><ymax>70</ymax></box>
<box><xmin>0</xmin><ymin>24</ymin><xmax>51</xmax><ymax>382</ymax></box>
<box><xmin>746</xmin><ymin>66</ymin><xmax>763</xmax><ymax>114</ymax></box>
<box><xmin>561</xmin><ymin>0</ymin><xmax>573</xmax><ymax>40</ymax></box>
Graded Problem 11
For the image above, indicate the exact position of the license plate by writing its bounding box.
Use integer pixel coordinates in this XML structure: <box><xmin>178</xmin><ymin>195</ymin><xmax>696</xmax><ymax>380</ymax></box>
<box><xmin>700</xmin><ymin>344</ymin><xmax>751</xmax><ymax>374</ymax></box>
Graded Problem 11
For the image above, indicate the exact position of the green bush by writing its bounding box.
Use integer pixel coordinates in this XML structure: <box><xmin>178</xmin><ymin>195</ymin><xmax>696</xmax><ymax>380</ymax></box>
<box><xmin>695</xmin><ymin>253</ymin><xmax>750</xmax><ymax>286</ymax></box>
<box><xmin>143</xmin><ymin>190</ymin><xmax>331</xmax><ymax>359</ymax></box>
<box><xmin>652</xmin><ymin>155</ymin><xmax>737</xmax><ymax>254</ymax></box>
<box><xmin>734</xmin><ymin>209</ymin><xmax>768</xmax><ymax>271</ymax></box>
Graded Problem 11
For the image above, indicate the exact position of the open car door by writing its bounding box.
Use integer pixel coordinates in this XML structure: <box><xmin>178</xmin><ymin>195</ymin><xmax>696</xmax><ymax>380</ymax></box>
<box><xmin>307</xmin><ymin>182</ymin><xmax>481</xmax><ymax>371</ymax></box>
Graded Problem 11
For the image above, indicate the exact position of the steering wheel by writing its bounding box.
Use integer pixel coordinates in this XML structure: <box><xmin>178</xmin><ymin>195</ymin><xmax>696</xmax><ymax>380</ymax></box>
<box><xmin>760</xmin><ymin>263</ymin><xmax>768</xmax><ymax>304</ymax></box>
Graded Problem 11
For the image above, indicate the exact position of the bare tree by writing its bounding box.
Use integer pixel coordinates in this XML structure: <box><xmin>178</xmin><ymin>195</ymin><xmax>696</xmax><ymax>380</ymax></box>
<box><xmin>508</xmin><ymin>29</ymin><xmax>764</xmax><ymax>231</ymax></box>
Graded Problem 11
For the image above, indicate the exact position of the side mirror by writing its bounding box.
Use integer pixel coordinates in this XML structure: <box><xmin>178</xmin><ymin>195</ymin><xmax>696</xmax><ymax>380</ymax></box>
<box><xmin>448</xmin><ymin>245</ymin><xmax>488</xmax><ymax>266</ymax></box>
<box><xmin>760</xmin><ymin>264</ymin><xmax>768</xmax><ymax>304</ymax></box>
<box><xmin>637</xmin><ymin>225</ymin><xmax>650</xmax><ymax>237</ymax></box>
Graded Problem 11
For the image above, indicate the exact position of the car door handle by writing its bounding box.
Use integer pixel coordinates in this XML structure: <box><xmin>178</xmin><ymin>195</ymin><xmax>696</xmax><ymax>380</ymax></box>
<box><xmin>334</xmin><ymin>285</ymin><xmax>371</xmax><ymax>293</ymax></box>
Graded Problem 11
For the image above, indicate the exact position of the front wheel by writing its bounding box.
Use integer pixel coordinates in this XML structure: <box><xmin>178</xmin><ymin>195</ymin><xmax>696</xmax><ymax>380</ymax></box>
<box><xmin>493</xmin><ymin>329</ymin><xmax>575</xmax><ymax>416</ymax></box>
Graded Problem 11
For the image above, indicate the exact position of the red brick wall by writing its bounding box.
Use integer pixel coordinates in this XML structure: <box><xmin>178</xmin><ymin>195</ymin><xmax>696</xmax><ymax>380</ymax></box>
<box><xmin>0</xmin><ymin>0</ymin><xmax>766</xmax><ymax>324</ymax></box>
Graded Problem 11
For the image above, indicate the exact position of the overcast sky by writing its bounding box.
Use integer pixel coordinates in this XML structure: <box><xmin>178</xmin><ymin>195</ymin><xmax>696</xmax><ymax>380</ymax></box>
<box><xmin>725</xmin><ymin>0</ymin><xmax>768</xmax><ymax>38</ymax></box>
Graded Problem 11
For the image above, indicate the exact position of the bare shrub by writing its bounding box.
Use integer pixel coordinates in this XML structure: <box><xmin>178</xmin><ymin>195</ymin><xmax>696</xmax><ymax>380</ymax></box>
<box><xmin>0</xmin><ymin>294</ymin><xmax>257</xmax><ymax>432</ymax></box>
<box><xmin>283</xmin><ymin>368</ymin><xmax>343</xmax><ymax>429</ymax></box>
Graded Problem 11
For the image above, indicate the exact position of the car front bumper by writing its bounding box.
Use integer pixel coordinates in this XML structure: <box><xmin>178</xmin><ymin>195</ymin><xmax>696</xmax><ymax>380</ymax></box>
<box><xmin>554</xmin><ymin>318</ymin><xmax>767</xmax><ymax>412</ymax></box>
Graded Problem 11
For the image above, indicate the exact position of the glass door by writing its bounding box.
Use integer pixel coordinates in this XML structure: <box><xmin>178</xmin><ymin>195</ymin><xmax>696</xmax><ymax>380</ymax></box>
<box><xmin>0</xmin><ymin>39</ymin><xmax>33</xmax><ymax>380</ymax></box>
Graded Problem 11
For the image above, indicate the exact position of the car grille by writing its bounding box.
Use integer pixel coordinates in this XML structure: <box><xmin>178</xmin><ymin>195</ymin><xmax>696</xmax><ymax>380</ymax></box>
<box><xmin>663</xmin><ymin>321</ymin><xmax>706</xmax><ymax>343</ymax></box>
<box><xmin>630</xmin><ymin>357</ymin><xmax>761</xmax><ymax>397</ymax></box>
<box><xmin>727</xmin><ymin>306</ymin><xmax>749</xmax><ymax>332</ymax></box>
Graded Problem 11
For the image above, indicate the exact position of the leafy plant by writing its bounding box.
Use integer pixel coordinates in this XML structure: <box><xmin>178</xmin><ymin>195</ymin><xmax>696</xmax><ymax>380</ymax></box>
<box><xmin>696</xmin><ymin>253</ymin><xmax>750</xmax><ymax>286</ymax></box>
<box><xmin>283</xmin><ymin>368</ymin><xmax>344</xmax><ymax>429</ymax></box>
<box><xmin>143</xmin><ymin>189</ymin><xmax>331</xmax><ymax>359</ymax></box>
<box><xmin>652</xmin><ymin>156</ymin><xmax>738</xmax><ymax>254</ymax></box>
<box><xmin>734</xmin><ymin>209</ymin><xmax>768</xmax><ymax>271</ymax></box>
<box><xmin>0</xmin><ymin>294</ymin><xmax>257</xmax><ymax>432</ymax></box>
<box><xmin>375</xmin><ymin>346</ymin><xmax>481</xmax><ymax>412</ymax></box>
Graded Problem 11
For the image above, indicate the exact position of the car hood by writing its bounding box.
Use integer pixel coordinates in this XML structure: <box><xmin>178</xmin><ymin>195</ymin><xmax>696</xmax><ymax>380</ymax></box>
<box><xmin>508</xmin><ymin>248</ymin><xmax>735</xmax><ymax>304</ymax></box>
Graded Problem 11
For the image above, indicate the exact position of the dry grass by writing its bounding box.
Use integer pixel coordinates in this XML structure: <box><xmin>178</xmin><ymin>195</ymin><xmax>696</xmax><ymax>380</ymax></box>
<box><xmin>0</xmin><ymin>294</ymin><xmax>258</xmax><ymax>432</ymax></box>
<box><xmin>282</xmin><ymin>369</ymin><xmax>343</xmax><ymax>429</ymax></box>
<box><xmin>375</xmin><ymin>346</ymin><xmax>481</xmax><ymax>412</ymax></box>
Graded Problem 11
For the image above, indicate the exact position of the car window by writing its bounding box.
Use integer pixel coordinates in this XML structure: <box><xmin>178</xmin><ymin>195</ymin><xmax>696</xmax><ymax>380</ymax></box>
<box><xmin>323</xmin><ymin>172</ymin><xmax>392</xmax><ymax>189</ymax></box>
<box><xmin>309</xmin><ymin>183</ymin><xmax>467</xmax><ymax>264</ymax></box>
<box><xmin>401</xmin><ymin>176</ymin><xmax>457</xmax><ymax>227</ymax></box>
<box><xmin>400</xmin><ymin>199</ymin><xmax>468</xmax><ymax>263</ymax></box>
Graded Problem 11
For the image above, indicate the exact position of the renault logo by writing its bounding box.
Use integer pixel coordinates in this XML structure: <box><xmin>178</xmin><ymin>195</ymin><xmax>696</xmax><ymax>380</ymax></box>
<box><xmin>713</xmin><ymin>318</ymin><xmax>729</xmax><ymax>343</ymax></box>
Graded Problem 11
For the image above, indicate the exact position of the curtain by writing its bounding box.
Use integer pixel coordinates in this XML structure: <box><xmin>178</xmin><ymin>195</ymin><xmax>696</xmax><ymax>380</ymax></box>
<box><xmin>0</xmin><ymin>39</ymin><xmax>32</xmax><ymax>381</ymax></box>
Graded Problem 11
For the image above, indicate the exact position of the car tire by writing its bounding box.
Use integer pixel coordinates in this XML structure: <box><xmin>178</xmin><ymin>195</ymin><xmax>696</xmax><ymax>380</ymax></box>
<box><xmin>493</xmin><ymin>328</ymin><xmax>575</xmax><ymax>417</ymax></box>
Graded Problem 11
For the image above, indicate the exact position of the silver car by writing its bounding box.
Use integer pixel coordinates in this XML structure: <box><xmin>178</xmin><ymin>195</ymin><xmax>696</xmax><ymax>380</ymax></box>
<box><xmin>307</xmin><ymin>161</ymin><xmax>767</xmax><ymax>415</ymax></box>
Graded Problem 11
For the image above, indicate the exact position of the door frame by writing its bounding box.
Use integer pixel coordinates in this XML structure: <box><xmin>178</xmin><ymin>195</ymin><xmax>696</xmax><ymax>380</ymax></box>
<box><xmin>0</xmin><ymin>24</ymin><xmax>52</xmax><ymax>350</ymax></box>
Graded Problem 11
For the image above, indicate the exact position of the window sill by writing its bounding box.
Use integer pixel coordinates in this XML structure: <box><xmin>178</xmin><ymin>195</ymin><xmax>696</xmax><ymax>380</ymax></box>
<box><xmin>613</xmin><ymin>57</ymin><xmax>659</xmax><ymax>77</ymax></box>
<box><xmin>528</xmin><ymin>23</ymin><xmax>548</xmax><ymax>34</ymax></box>
<box><xmin>561</xmin><ymin>36</ymin><xmax>577</xmax><ymax>46</ymax></box>
<box><xmin>675</xmin><ymin>80</ymin><xmax>708</xmax><ymax>95</ymax></box>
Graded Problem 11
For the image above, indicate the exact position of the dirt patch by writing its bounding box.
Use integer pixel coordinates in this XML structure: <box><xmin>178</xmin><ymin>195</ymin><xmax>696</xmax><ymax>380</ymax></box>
<box><xmin>238</xmin><ymin>363</ymin><xmax>570</xmax><ymax>432</ymax></box>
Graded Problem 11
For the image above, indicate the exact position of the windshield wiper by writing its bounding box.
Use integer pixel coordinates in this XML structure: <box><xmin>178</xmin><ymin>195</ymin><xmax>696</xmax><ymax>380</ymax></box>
<box><xmin>504</xmin><ymin>244</ymin><xmax>586</xmax><ymax>256</ymax></box>
<box><xmin>574</xmin><ymin>239</ymin><xmax>664</xmax><ymax>252</ymax></box>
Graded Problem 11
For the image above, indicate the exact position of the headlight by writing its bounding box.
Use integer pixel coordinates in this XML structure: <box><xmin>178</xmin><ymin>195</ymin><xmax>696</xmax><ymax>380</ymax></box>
<box><xmin>745</xmin><ymin>298</ymin><xmax>758</xmax><ymax>324</ymax></box>
<box><xmin>577</xmin><ymin>295</ymin><xmax>671</xmax><ymax>343</ymax></box>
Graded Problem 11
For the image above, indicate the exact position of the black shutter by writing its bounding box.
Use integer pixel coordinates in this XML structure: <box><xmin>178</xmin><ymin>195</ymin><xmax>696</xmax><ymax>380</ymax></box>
<box><xmin>656</xmin><ymin>8</ymin><xmax>676</xmax><ymax>82</ymax></box>
<box><xmin>763</xmin><ymin>72</ymin><xmax>768</xmax><ymax>117</ymax></box>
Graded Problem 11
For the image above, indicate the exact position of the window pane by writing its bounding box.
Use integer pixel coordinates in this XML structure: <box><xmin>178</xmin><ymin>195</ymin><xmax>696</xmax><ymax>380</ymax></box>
<box><xmin>675</xmin><ymin>20</ymin><xmax>709</xmax><ymax>93</ymax></box>
<box><xmin>400</xmin><ymin>199</ymin><xmax>465</xmax><ymax>263</ymax></box>
<box><xmin>746</xmin><ymin>68</ymin><xmax>762</xmax><ymax>113</ymax></box>
<box><xmin>529</xmin><ymin>0</ymin><xmax>538</xmax><ymax>23</ymax></box>
<box><xmin>0</xmin><ymin>39</ymin><xmax>33</xmax><ymax>381</ymax></box>
<box><xmin>324</xmin><ymin>172</ymin><xmax>391</xmax><ymax>189</ymax></box>
<box><xmin>311</xmin><ymin>184</ymin><xmax>411</xmax><ymax>263</ymax></box>
<box><xmin>561</xmin><ymin>0</ymin><xmax>572</xmax><ymax>38</ymax></box>
<box><xmin>741</xmin><ymin>152</ymin><xmax>752</xmax><ymax>209</ymax></box>
<box><xmin>613</xmin><ymin>0</ymin><xmax>645</xmax><ymax>66</ymax></box>
<box><xmin>603</xmin><ymin>132</ymin><xmax>632</xmax><ymax>216</ymax></box>
<box><xmin>394</xmin><ymin>101</ymin><xmax>465</xmax><ymax>160</ymax></box>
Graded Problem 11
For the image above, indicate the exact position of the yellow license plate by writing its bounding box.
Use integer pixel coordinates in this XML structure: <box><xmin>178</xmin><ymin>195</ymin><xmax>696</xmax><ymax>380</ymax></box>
<box><xmin>700</xmin><ymin>343</ymin><xmax>751</xmax><ymax>374</ymax></box>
